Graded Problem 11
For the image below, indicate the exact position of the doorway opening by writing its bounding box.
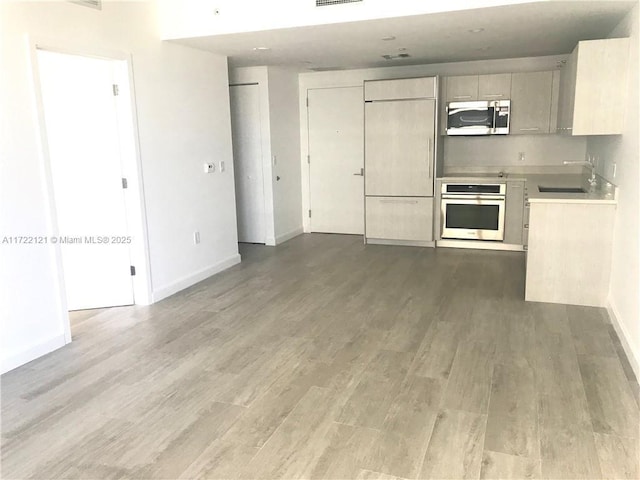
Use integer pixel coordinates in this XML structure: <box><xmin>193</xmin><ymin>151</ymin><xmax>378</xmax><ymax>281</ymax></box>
<box><xmin>35</xmin><ymin>47</ymin><xmax>151</xmax><ymax>340</ymax></box>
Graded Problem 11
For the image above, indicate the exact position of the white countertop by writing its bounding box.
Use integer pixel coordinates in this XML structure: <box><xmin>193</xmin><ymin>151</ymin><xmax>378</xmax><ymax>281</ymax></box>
<box><xmin>440</xmin><ymin>171</ymin><xmax>617</xmax><ymax>205</ymax></box>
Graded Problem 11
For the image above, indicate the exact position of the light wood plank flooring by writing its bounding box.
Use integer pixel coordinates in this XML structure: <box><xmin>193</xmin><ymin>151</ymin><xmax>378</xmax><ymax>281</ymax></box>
<box><xmin>2</xmin><ymin>233</ymin><xmax>639</xmax><ymax>479</ymax></box>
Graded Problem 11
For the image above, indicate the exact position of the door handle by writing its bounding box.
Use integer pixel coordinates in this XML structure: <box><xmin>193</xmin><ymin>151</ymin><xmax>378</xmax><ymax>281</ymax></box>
<box><xmin>353</xmin><ymin>168</ymin><xmax>364</xmax><ymax>176</ymax></box>
<box><xmin>427</xmin><ymin>138</ymin><xmax>432</xmax><ymax>178</ymax></box>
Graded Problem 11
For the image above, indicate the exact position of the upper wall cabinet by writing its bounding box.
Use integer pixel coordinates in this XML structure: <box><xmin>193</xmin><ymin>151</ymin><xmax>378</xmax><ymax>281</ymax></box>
<box><xmin>557</xmin><ymin>37</ymin><xmax>630</xmax><ymax>136</ymax></box>
<box><xmin>445</xmin><ymin>75</ymin><xmax>478</xmax><ymax>102</ymax></box>
<box><xmin>445</xmin><ymin>74</ymin><xmax>512</xmax><ymax>102</ymax></box>
<box><xmin>478</xmin><ymin>73</ymin><xmax>512</xmax><ymax>100</ymax></box>
<box><xmin>510</xmin><ymin>71</ymin><xmax>556</xmax><ymax>135</ymax></box>
<box><xmin>365</xmin><ymin>77</ymin><xmax>435</xmax><ymax>101</ymax></box>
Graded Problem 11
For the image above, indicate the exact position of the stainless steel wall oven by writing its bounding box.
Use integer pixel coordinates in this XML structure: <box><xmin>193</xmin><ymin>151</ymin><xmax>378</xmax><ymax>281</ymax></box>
<box><xmin>441</xmin><ymin>183</ymin><xmax>506</xmax><ymax>241</ymax></box>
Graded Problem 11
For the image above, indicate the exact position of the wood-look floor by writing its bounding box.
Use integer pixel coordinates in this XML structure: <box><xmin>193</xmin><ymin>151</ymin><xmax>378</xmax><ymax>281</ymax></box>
<box><xmin>2</xmin><ymin>233</ymin><xmax>639</xmax><ymax>479</ymax></box>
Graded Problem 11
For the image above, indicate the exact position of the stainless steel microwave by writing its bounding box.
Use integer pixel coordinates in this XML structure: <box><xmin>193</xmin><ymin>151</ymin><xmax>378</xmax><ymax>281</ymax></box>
<box><xmin>446</xmin><ymin>100</ymin><xmax>510</xmax><ymax>135</ymax></box>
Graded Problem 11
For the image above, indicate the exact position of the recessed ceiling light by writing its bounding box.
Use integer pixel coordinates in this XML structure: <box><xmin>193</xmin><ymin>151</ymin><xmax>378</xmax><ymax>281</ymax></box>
<box><xmin>252</xmin><ymin>47</ymin><xmax>271</xmax><ymax>52</ymax></box>
<box><xmin>381</xmin><ymin>35</ymin><xmax>396</xmax><ymax>41</ymax></box>
<box><xmin>468</xmin><ymin>28</ymin><xmax>485</xmax><ymax>33</ymax></box>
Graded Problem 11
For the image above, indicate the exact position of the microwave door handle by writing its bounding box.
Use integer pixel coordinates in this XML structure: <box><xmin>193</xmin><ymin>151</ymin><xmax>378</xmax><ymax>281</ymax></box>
<box><xmin>491</xmin><ymin>101</ymin><xmax>498</xmax><ymax>134</ymax></box>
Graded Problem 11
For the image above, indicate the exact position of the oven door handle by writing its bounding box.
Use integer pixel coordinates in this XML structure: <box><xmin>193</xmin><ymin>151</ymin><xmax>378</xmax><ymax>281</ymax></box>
<box><xmin>442</xmin><ymin>195</ymin><xmax>505</xmax><ymax>201</ymax></box>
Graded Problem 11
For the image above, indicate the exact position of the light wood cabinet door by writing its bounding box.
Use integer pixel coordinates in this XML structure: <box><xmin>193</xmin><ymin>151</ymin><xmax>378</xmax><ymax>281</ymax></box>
<box><xmin>510</xmin><ymin>71</ymin><xmax>553</xmax><ymax>134</ymax></box>
<box><xmin>478</xmin><ymin>73</ymin><xmax>512</xmax><ymax>100</ymax></box>
<box><xmin>365</xmin><ymin>99</ymin><xmax>435</xmax><ymax>197</ymax></box>
<box><xmin>445</xmin><ymin>75</ymin><xmax>478</xmax><ymax>102</ymax></box>
<box><xmin>525</xmin><ymin>203</ymin><xmax>615</xmax><ymax>307</ymax></box>
<box><xmin>556</xmin><ymin>38</ymin><xmax>628</xmax><ymax>135</ymax></box>
<box><xmin>557</xmin><ymin>46</ymin><xmax>578</xmax><ymax>134</ymax></box>
<box><xmin>365</xmin><ymin>77</ymin><xmax>436</xmax><ymax>101</ymax></box>
<box><xmin>504</xmin><ymin>180</ymin><xmax>525</xmax><ymax>245</ymax></box>
<box><xmin>572</xmin><ymin>38</ymin><xmax>629</xmax><ymax>135</ymax></box>
<box><xmin>366</xmin><ymin>196</ymin><xmax>433</xmax><ymax>241</ymax></box>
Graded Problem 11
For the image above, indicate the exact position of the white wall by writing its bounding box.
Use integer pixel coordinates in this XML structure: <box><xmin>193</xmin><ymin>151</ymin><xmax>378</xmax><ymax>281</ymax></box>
<box><xmin>444</xmin><ymin>135</ymin><xmax>586</xmax><ymax>168</ymax></box>
<box><xmin>586</xmin><ymin>5</ymin><xmax>640</xmax><ymax>377</ymax></box>
<box><xmin>0</xmin><ymin>1</ymin><xmax>239</xmax><ymax>373</ymax></box>
<box><xmin>267</xmin><ymin>67</ymin><xmax>303</xmax><ymax>243</ymax></box>
<box><xmin>229</xmin><ymin>66</ymin><xmax>303</xmax><ymax>245</ymax></box>
<box><xmin>158</xmin><ymin>0</ymin><xmax>532</xmax><ymax>39</ymax></box>
<box><xmin>298</xmin><ymin>54</ymin><xmax>570</xmax><ymax>232</ymax></box>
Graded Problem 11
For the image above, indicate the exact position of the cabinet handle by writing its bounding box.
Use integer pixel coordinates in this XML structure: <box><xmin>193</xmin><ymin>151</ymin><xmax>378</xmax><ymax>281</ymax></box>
<box><xmin>379</xmin><ymin>199</ymin><xmax>419</xmax><ymax>204</ymax></box>
<box><xmin>483</xmin><ymin>94</ymin><xmax>504</xmax><ymax>98</ymax></box>
<box><xmin>453</xmin><ymin>95</ymin><xmax>472</xmax><ymax>99</ymax></box>
<box><xmin>519</xmin><ymin>127</ymin><xmax>540</xmax><ymax>131</ymax></box>
<box><xmin>427</xmin><ymin>138</ymin><xmax>431</xmax><ymax>178</ymax></box>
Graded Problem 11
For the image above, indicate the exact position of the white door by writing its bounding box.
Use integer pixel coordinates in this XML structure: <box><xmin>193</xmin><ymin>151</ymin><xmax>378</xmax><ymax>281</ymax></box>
<box><xmin>308</xmin><ymin>87</ymin><xmax>364</xmax><ymax>234</ymax></box>
<box><xmin>230</xmin><ymin>84</ymin><xmax>266</xmax><ymax>244</ymax></box>
<box><xmin>37</xmin><ymin>50</ymin><xmax>134</xmax><ymax>310</ymax></box>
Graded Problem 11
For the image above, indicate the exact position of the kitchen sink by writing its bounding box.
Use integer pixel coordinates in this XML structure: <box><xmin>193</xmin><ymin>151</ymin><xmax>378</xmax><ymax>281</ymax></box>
<box><xmin>538</xmin><ymin>186</ymin><xmax>587</xmax><ymax>193</ymax></box>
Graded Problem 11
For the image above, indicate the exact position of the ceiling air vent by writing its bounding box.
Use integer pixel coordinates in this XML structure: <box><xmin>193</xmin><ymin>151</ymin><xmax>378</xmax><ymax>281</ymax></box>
<box><xmin>316</xmin><ymin>0</ymin><xmax>362</xmax><ymax>6</ymax></box>
<box><xmin>382</xmin><ymin>53</ymin><xmax>411</xmax><ymax>60</ymax></box>
<box><xmin>69</xmin><ymin>0</ymin><xmax>102</xmax><ymax>10</ymax></box>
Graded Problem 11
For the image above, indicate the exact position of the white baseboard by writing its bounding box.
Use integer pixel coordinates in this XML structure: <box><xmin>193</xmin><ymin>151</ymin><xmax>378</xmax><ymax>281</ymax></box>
<box><xmin>275</xmin><ymin>227</ymin><xmax>303</xmax><ymax>245</ymax></box>
<box><xmin>607</xmin><ymin>298</ymin><xmax>640</xmax><ymax>380</ymax></box>
<box><xmin>152</xmin><ymin>253</ymin><xmax>241</xmax><ymax>303</ymax></box>
<box><xmin>1</xmin><ymin>333</ymin><xmax>67</xmax><ymax>375</ymax></box>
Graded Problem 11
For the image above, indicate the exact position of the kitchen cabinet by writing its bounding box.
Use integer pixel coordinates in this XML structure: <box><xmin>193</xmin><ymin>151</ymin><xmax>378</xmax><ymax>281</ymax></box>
<box><xmin>478</xmin><ymin>73</ymin><xmax>512</xmax><ymax>100</ymax></box>
<box><xmin>504</xmin><ymin>180</ymin><xmax>525</xmax><ymax>244</ymax></box>
<box><xmin>364</xmin><ymin>77</ymin><xmax>437</xmax><ymax>245</ymax></box>
<box><xmin>366</xmin><ymin>197</ymin><xmax>433</xmax><ymax>242</ymax></box>
<box><xmin>445</xmin><ymin>73</ymin><xmax>512</xmax><ymax>102</ymax></box>
<box><xmin>364</xmin><ymin>77</ymin><xmax>435</xmax><ymax>101</ymax></box>
<box><xmin>445</xmin><ymin>75</ymin><xmax>478</xmax><ymax>102</ymax></box>
<box><xmin>525</xmin><ymin>202</ymin><xmax>615</xmax><ymax>306</ymax></box>
<box><xmin>510</xmin><ymin>71</ymin><xmax>554</xmax><ymax>134</ymax></box>
<box><xmin>365</xmin><ymin>99</ymin><xmax>435</xmax><ymax>197</ymax></box>
<box><xmin>557</xmin><ymin>37</ymin><xmax>630</xmax><ymax>135</ymax></box>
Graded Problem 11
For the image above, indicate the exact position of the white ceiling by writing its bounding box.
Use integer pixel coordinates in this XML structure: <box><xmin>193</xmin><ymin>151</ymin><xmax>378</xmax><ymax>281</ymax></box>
<box><xmin>171</xmin><ymin>1</ymin><xmax>636</xmax><ymax>71</ymax></box>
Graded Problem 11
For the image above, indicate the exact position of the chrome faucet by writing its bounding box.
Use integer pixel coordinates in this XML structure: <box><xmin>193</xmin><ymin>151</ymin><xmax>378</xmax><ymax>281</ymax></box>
<box><xmin>563</xmin><ymin>160</ymin><xmax>597</xmax><ymax>187</ymax></box>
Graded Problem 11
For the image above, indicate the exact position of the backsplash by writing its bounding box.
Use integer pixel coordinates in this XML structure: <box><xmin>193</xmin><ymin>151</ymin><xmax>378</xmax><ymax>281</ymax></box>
<box><xmin>444</xmin><ymin>135</ymin><xmax>587</xmax><ymax>168</ymax></box>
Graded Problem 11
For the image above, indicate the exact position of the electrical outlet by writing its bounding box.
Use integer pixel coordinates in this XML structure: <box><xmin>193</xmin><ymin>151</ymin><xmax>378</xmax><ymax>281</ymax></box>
<box><xmin>194</xmin><ymin>231</ymin><xmax>200</xmax><ymax>244</ymax></box>
<box><xmin>204</xmin><ymin>163</ymin><xmax>215</xmax><ymax>173</ymax></box>
<box><xmin>518</xmin><ymin>152</ymin><xmax>525</xmax><ymax>162</ymax></box>
<box><xmin>219</xmin><ymin>161</ymin><xmax>225</xmax><ymax>172</ymax></box>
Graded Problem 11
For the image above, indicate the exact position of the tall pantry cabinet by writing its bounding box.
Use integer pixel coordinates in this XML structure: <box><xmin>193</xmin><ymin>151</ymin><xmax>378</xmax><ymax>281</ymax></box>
<box><xmin>364</xmin><ymin>77</ymin><xmax>437</xmax><ymax>246</ymax></box>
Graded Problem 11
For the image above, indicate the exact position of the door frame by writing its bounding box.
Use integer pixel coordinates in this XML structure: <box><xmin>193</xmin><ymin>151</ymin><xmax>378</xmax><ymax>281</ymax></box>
<box><xmin>28</xmin><ymin>37</ymin><xmax>153</xmax><ymax>343</ymax></box>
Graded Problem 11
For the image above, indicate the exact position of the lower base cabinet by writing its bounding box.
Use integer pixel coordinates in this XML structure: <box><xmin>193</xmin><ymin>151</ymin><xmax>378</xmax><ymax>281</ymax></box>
<box><xmin>365</xmin><ymin>196</ymin><xmax>433</xmax><ymax>242</ymax></box>
<box><xmin>525</xmin><ymin>201</ymin><xmax>615</xmax><ymax>307</ymax></box>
